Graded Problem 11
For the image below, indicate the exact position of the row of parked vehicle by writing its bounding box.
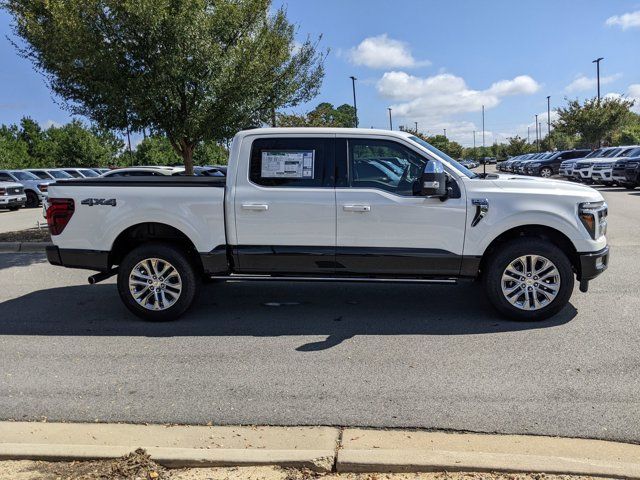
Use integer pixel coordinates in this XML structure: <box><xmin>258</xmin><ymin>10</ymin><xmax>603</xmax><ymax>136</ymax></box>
<box><xmin>497</xmin><ymin>146</ymin><xmax>640</xmax><ymax>189</ymax></box>
<box><xmin>0</xmin><ymin>165</ymin><xmax>227</xmax><ymax>210</ymax></box>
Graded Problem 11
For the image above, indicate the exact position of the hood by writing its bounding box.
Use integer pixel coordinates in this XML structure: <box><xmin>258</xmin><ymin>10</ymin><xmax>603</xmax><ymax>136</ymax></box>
<box><xmin>486</xmin><ymin>174</ymin><xmax>604</xmax><ymax>200</ymax></box>
<box><xmin>0</xmin><ymin>181</ymin><xmax>23</xmax><ymax>189</ymax></box>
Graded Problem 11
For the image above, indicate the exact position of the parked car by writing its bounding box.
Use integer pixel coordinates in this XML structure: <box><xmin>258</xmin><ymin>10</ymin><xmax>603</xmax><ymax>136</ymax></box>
<box><xmin>60</xmin><ymin>168</ymin><xmax>101</xmax><ymax>179</ymax></box>
<box><xmin>0</xmin><ymin>169</ymin><xmax>52</xmax><ymax>208</ymax></box>
<box><xmin>591</xmin><ymin>146</ymin><xmax>640</xmax><ymax>185</ymax></box>
<box><xmin>102</xmin><ymin>166</ymin><xmax>225</xmax><ymax>177</ymax></box>
<box><xmin>503</xmin><ymin>154</ymin><xmax>535</xmax><ymax>173</ymax></box>
<box><xmin>0</xmin><ymin>181</ymin><xmax>27</xmax><ymax>211</ymax></box>
<box><xmin>25</xmin><ymin>169</ymin><xmax>75</xmax><ymax>181</ymax></box>
<box><xmin>45</xmin><ymin>127</ymin><xmax>609</xmax><ymax>322</ymax></box>
<box><xmin>524</xmin><ymin>149</ymin><xmax>590</xmax><ymax>178</ymax></box>
<box><xmin>623</xmin><ymin>157</ymin><xmax>640</xmax><ymax>188</ymax></box>
<box><xmin>101</xmin><ymin>167</ymin><xmax>178</xmax><ymax>177</ymax></box>
<box><xmin>515</xmin><ymin>152</ymin><xmax>552</xmax><ymax>174</ymax></box>
<box><xmin>574</xmin><ymin>146</ymin><xmax>640</xmax><ymax>184</ymax></box>
<box><xmin>559</xmin><ymin>148</ymin><xmax>608</xmax><ymax>180</ymax></box>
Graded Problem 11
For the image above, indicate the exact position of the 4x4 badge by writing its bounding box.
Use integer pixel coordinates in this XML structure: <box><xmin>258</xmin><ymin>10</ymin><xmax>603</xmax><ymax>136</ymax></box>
<box><xmin>81</xmin><ymin>198</ymin><xmax>117</xmax><ymax>207</ymax></box>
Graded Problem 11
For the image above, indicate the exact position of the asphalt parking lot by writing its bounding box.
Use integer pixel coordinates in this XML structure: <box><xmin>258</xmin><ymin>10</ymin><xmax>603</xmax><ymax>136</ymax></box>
<box><xmin>0</xmin><ymin>178</ymin><xmax>639</xmax><ymax>444</ymax></box>
<box><xmin>0</xmin><ymin>207</ymin><xmax>43</xmax><ymax>233</ymax></box>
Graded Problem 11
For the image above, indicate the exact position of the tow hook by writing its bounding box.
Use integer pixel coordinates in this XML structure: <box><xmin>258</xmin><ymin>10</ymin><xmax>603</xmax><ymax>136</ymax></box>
<box><xmin>579</xmin><ymin>279</ymin><xmax>589</xmax><ymax>293</ymax></box>
<box><xmin>88</xmin><ymin>268</ymin><xmax>118</xmax><ymax>285</ymax></box>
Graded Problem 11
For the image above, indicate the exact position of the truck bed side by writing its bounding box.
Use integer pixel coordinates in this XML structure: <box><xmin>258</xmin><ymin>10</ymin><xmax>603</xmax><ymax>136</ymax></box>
<box><xmin>46</xmin><ymin>176</ymin><xmax>227</xmax><ymax>272</ymax></box>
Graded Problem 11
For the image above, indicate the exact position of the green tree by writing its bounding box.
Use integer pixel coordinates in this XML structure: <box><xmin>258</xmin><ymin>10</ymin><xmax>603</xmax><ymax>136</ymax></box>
<box><xmin>276</xmin><ymin>102</ymin><xmax>356</xmax><ymax>127</ymax></box>
<box><xmin>45</xmin><ymin>120</ymin><xmax>122</xmax><ymax>167</ymax></box>
<box><xmin>504</xmin><ymin>135</ymin><xmax>532</xmax><ymax>157</ymax></box>
<box><xmin>6</xmin><ymin>0</ymin><xmax>326</xmax><ymax>174</ymax></box>
<box><xmin>0</xmin><ymin>124</ymin><xmax>29</xmax><ymax>169</ymax></box>
<box><xmin>135</xmin><ymin>136</ymin><xmax>181</xmax><ymax>166</ymax></box>
<box><xmin>554</xmin><ymin>97</ymin><xmax>636</xmax><ymax>148</ymax></box>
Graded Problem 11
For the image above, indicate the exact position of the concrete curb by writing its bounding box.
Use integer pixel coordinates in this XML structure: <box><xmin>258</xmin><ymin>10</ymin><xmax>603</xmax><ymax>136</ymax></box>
<box><xmin>0</xmin><ymin>241</ymin><xmax>51</xmax><ymax>252</ymax></box>
<box><xmin>1</xmin><ymin>422</ymin><xmax>640</xmax><ymax>477</ymax></box>
<box><xmin>0</xmin><ymin>444</ymin><xmax>335</xmax><ymax>471</ymax></box>
<box><xmin>0</xmin><ymin>423</ymin><xmax>339</xmax><ymax>473</ymax></box>
<box><xmin>337</xmin><ymin>428</ymin><xmax>640</xmax><ymax>478</ymax></box>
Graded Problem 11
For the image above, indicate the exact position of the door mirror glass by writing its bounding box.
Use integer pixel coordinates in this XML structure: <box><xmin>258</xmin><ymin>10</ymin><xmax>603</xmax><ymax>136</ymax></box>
<box><xmin>418</xmin><ymin>160</ymin><xmax>447</xmax><ymax>197</ymax></box>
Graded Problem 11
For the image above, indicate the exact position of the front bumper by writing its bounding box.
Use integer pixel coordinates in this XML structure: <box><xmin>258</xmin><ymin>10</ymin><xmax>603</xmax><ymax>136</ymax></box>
<box><xmin>591</xmin><ymin>170</ymin><xmax>613</xmax><ymax>182</ymax></box>
<box><xmin>0</xmin><ymin>195</ymin><xmax>27</xmax><ymax>208</ymax></box>
<box><xmin>578</xmin><ymin>246</ymin><xmax>609</xmax><ymax>282</ymax></box>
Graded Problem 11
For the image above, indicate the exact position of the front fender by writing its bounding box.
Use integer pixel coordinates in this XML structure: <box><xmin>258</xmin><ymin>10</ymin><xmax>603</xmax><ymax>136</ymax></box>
<box><xmin>464</xmin><ymin>207</ymin><xmax>605</xmax><ymax>256</ymax></box>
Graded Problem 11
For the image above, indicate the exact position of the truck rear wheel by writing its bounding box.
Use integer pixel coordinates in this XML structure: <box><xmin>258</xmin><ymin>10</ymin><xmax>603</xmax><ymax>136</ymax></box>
<box><xmin>483</xmin><ymin>238</ymin><xmax>574</xmax><ymax>321</ymax></box>
<box><xmin>117</xmin><ymin>242</ymin><xmax>199</xmax><ymax>321</ymax></box>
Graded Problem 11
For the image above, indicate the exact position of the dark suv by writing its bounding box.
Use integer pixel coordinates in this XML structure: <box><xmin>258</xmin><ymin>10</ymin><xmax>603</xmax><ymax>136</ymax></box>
<box><xmin>623</xmin><ymin>157</ymin><xmax>640</xmax><ymax>189</ymax></box>
<box><xmin>524</xmin><ymin>149</ymin><xmax>590</xmax><ymax>178</ymax></box>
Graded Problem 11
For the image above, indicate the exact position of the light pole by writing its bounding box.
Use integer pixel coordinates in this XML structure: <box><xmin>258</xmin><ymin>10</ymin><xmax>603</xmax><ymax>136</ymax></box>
<box><xmin>592</xmin><ymin>57</ymin><xmax>604</xmax><ymax>103</ymax></box>
<box><xmin>414</xmin><ymin>121</ymin><xmax>418</xmax><ymax>132</ymax></box>
<box><xmin>388</xmin><ymin>107</ymin><xmax>393</xmax><ymax>130</ymax></box>
<box><xmin>443</xmin><ymin>128</ymin><xmax>447</xmax><ymax>139</ymax></box>
<box><xmin>546</xmin><ymin>95</ymin><xmax>551</xmax><ymax>149</ymax></box>
<box><xmin>349</xmin><ymin>76</ymin><xmax>359</xmax><ymax>127</ymax></box>
<box><xmin>473</xmin><ymin>130</ymin><xmax>476</xmax><ymax>160</ymax></box>
<box><xmin>535</xmin><ymin>114</ymin><xmax>539</xmax><ymax>152</ymax></box>
<box><xmin>527</xmin><ymin>126</ymin><xmax>530</xmax><ymax>144</ymax></box>
<box><xmin>482</xmin><ymin>105</ymin><xmax>486</xmax><ymax>175</ymax></box>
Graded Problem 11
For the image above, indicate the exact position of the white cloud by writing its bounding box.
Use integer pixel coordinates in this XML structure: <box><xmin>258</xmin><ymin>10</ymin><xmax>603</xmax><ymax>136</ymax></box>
<box><xmin>606</xmin><ymin>84</ymin><xmax>640</xmax><ymax>113</ymax></box>
<box><xmin>348</xmin><ymin>34</ymin><xmax>430</xmax><ymax>69</ymax></box>
<box><xmin>376</xmin><ymin>71</ymin><xmax>539</xmax><ymax>146</ymax></box>
<box><xmin>377</xmin><ymin>71</ymin><xmax>540</xmax><ymax>118</ymax></box>
<box><xmin>41</xmin><ymin>120</ymin><xmax>62</xmax><ymax>129</ymax></box>
<box><xmin>605</xmin><ymin>10</ymin><xmax>640</xmax><ymax>30</ymax></box>
<box><xmin>487</xmin><ymin>75</ymin><xmax>541</xmax><ymax>96</ymax></box>
<box><xmin>565</xmin><ymin>73</ymin><xmax>622</xmax><ymax>93</ymax></box>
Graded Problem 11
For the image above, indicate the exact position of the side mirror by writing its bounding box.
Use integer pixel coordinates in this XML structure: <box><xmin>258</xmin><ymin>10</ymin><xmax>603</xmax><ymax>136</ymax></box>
<box><xmin>420</xmin><ymin>160</ymin><xmax>447</xmax><ymax>197</ymax></box>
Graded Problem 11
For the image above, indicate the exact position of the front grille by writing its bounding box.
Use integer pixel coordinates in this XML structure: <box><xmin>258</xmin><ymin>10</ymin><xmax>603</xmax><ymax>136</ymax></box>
<box><xmin>625</xmin><ymin>162</ymin><xmax>639</xmax><ymax>171</ymax></box>
<box><xmin>575</xmin><ymin>162</ymin><xmax>590</xmax><ymax>169</ymax></box>
<box><xmin>593</xmin><ymin>164</ymin><xmax>612</xmax><ymax>170</ymax></box>
<box><xmin>9</xmin><ymin>186</ymin><xmax>23</xmax><ymax>195</ymax></box>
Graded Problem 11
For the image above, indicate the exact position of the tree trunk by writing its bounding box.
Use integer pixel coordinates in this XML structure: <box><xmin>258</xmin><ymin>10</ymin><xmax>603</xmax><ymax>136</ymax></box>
<box><xmin>182</xmin><ymin>144</ymin><xmax>195</xmax><ymax>175</ymax></box>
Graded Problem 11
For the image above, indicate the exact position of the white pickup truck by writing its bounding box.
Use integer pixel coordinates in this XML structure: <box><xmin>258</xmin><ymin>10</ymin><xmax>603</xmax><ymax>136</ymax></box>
<box><xmin>45</xmin><ymin>128</ymin><xmax>609</xmax><ymax>322</ymax></box>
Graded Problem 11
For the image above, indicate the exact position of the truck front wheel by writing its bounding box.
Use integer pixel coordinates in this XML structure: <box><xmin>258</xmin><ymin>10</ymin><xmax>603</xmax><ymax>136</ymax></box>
<box><xmin>117</xmin><ymin>242</ymin><xmax>199</xmax><ymax>321</ymax></box>
<box><xmin>483</xmin><ymin>238</ymin><xmax>574</xmax><ymax>321</ymax></box>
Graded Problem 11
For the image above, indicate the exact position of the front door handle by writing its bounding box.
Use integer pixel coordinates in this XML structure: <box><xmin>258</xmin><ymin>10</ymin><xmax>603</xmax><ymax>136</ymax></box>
<box><xmin>242</xmin><ymin>204</ymin><xmax>269</xmax><ymax>211</ymax></box>
<box><xmin>343</xmin><ymin>204</ymin><xmax>371</xmax><ymax>212</ymax></box>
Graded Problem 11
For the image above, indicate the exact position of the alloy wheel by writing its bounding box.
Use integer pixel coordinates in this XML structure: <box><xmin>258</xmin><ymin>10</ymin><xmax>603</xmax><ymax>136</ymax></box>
<box><xmin>501</xmin><ymin>255</ymin><xmax>560</xmax><ymax>311</ymax></box>
<box><xmin>129</xmin><ymin>258</ymin><xmax>182</xmax><ymax>311</ymax></box>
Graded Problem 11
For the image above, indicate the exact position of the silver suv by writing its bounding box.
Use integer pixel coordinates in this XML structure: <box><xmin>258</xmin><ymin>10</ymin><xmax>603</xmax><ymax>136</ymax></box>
<box><xmin>0</xmin><ymin>170</ymin><xmax>52</xmax><ymax>208</ymax></box>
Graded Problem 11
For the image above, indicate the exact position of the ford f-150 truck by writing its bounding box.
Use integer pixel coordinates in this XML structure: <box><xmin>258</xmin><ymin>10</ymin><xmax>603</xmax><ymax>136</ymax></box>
<box><xmin>45</xmin><ymin>128</ymin><xmax>609</xmax><ymax>322</ymax></box>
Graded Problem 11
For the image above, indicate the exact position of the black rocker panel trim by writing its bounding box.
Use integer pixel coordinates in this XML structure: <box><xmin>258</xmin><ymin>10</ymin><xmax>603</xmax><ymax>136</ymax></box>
<box><xmin>231</xmin><ymin>245</ymin><xmax>479</xmax><ymax>278</ymax></box>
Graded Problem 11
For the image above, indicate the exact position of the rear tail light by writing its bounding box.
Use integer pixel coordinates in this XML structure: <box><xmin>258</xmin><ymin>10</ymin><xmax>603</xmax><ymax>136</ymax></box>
<box><xmin>38</xmin><ymin>183</ymin><xmax>48</xmax><ymax>192</ymax></box>
<box><xmin>46</xmin><ymin>198</ymin><xmax>75</xmax><ymax>235</ymax></box>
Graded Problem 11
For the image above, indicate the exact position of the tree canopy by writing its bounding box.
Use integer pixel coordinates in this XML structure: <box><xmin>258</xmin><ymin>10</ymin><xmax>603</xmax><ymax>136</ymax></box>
<box><xmin>5</xmin><ymin>0</ymin><xmax>326</xmax><ymax>173</ymax></box>
<box><xmin>554</xmin><ymin>97</ymin><xmax>636</xmax><ymax>148</ymax></box>
<box><xmin>276</xmin><ymin>102</ymin><xmax>356</xmax><ymax>127</ymax></box>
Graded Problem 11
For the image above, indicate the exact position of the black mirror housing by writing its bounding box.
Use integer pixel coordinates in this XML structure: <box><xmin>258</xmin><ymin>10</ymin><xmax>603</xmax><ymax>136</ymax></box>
<box><xmin>421</xmin><ymin>160</ymin><xmax>447</xmax><ymax>197</ymax></box>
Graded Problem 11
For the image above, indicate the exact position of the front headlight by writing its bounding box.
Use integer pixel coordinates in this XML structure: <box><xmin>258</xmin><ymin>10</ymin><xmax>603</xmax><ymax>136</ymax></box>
<box><xmin>579</xmin><ymin>201</ymin><xmax>608</xmax><ymax>239</ymax></box>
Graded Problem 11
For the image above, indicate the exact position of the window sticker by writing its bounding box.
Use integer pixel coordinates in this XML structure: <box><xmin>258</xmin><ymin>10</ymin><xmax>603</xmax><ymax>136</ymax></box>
<box><xmin>261</xmin><ymin>150</ymin><xmax>315</xmax><ymax>178</ymax></box>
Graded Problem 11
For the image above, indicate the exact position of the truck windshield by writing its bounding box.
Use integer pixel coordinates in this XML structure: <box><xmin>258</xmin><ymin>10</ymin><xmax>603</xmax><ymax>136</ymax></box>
<box><xmin>407</xmin><ymin>136</ymin><xmax>479</xmax><ymax>178</ymax></box>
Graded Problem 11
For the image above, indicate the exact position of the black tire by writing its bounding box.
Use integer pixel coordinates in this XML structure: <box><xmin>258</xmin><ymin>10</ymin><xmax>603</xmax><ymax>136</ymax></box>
<box><xmin>483</xmin><ymin>238</ymin><xmax>574</xmax><ymax>321</ymax></box>
<box><xmin>117</xmin><ymin>242</ymin><xmax>200</xmax><ymax>321</ymax></box>
<box><xmin>8</xmin><ymin>206</ymin><xmax>20</xmax><ymax>211</ymax></box>
<box><xmin>622</xmin><ymin>183</ymin><xmax>637</xmax><ymax>190</ymax></box>
<box><xmin>25</xmin><ymin>190</ymin><xmax>39</xmax><ymax>208</ymax></box>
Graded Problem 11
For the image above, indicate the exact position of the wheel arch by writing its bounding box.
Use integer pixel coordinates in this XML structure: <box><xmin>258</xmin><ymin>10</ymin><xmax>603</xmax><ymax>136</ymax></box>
<box><xmin>109</xmin><ymin>222</ymin><xmax>204</xmax><ymax>273</ymax></box>
<box><xmin>478</xmin><ymin>224</ymin><xmax>579</xmax><ymax>278</ymax></box>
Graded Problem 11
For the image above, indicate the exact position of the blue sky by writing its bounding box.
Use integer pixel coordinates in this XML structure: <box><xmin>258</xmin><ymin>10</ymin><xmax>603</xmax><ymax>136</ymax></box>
<box><xmin>1</xmin><ymin>0</ymin><xmax>639</xmax><ymax>147</ymax></box>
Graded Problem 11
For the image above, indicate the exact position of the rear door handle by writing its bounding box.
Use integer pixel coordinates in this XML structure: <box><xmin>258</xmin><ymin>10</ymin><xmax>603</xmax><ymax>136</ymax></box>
<box><xmin>241</xmin><ymin>204</ymin><xmax>269</xmax><ymax>211</ymax></box>
<box><xmin>343</xmin><ymin>204</ymin><xmax>371</xmax><ymax>212</ymax></box>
